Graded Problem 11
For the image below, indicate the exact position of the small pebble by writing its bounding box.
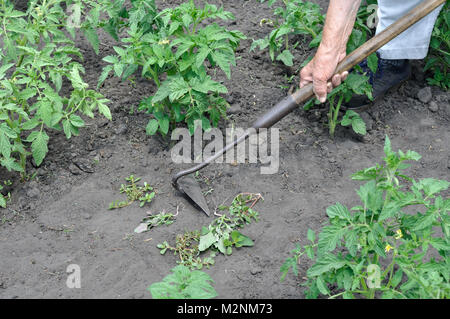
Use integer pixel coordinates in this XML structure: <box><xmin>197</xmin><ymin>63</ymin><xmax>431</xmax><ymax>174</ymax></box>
<box><xmin>428</xmin><ymin>101</ymin><xmax>438</xmax><ymax>112</ymax></box>
<box><xmin>417</xmin><ymin>87</ymin><xmax>432</xmax><ymax>104</ymax></box>
<box><xmin>115</xmin><ymin>124</ymin><xmax>128</xmax><ymax>135</ymax></box>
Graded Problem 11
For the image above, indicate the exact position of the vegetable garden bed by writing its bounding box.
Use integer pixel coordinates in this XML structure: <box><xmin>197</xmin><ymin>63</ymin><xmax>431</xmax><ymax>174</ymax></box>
<box><xmin>0</xmin><ymin>0</ymin><xmax>448</xmax><ymax>298</ymax></box>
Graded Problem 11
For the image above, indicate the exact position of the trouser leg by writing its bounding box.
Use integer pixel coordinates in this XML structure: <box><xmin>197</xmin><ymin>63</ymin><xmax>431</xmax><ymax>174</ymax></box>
<box><xmin>376</xmin><ymin>0</ymin><xmax>444</xmax><ymax>59</ymax></box>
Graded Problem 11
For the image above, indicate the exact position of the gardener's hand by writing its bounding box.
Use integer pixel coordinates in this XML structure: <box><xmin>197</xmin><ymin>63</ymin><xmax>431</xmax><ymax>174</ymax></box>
<box><xmin>299</xmin><ymin>50</ymin><xmax>348</xmax><ymax>103</ymax></box>
<box><xmin>299</xmin><ymin>0</ymin><xmax>361</xmax><ymax>103</ymax></box>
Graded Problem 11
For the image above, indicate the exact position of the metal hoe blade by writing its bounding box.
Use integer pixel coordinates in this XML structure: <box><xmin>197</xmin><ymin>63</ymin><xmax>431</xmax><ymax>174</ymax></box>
<box><xmin>171</xmin><ymin>132</ymin><xmax>250</xmax><ymax>216</ymax></box>
<box><xmin>176</xmin><ymin>176</ymin><xmax>211</xmax><ymax>216</ymax></box>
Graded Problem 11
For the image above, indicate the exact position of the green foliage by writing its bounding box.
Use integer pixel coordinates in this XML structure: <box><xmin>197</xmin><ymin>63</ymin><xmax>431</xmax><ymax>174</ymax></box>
<box><xmin>424</xmin><ymin>2</ymin><xmax>449</xmax><ymax>89</ymax></box>
<box><xmin>252</xmin><ymin>0</ymin><xmax>377</xmax><ymax>68</ymax></box>
<box><xmin>252</xmin><ymin>0</ymin><xmax>324</xmax><ymax>66</ymax></box>
<box><xmin>0</xmin><ymin>191</ymin><xmax>5</xmax><ymax>208</ymax></box>
<box><xmin>148</xmin><ymin>265</ymin><xmax>217</xmax><ymax>299</ymax></box>
<box><xmin>0</xmin><ymin>180</ymin><xmax>11</xmax><ymax>208</ymax></box>
<box><xmin>98</xmin><ymin>0</ymin><xmax>245</xmax><ymax>135</ymax></box>
<box><xmin>109</xmin><ymin>175</ymin><xmax>155</xmax><ymax>209</ymax></box>
<box><xmin>327</xmin><ymin>72</ymin><xmax>372</xmax><ymax>138</ymax></box>
<box><xmin>281</xmin><ymin>136</ymin><xmax>450</xmax><ymax>299</ymax></box>
<box><xmin>347</xmin><ymin>1</ymin><xmax>378</xmax><ymax>54</ymax></box>
<box><xmin>134</xmin><ymin>211</ymin><xmax>176</xmax><ymax>233</ymax></box>
<box><xmin>0</xmin><ymin>0</ymin><xmax>110</xmax><ymax>177</ymax></box>
<box><xmin>304</xmin><ymin>71</ymin><xmax>373</xmax><ymax>138</ymax></box>
<box><xmin>198</xmin><ymin>193</ymin><xmax>260</xmax><ymax>256</ymax></box>
<box><xmin>158</xmin><ymin>193</ymin><xmax>262</xmax><ymax>269</ymax></box>
<box><xmin>158</xmin><ymin>231</ymin><xmax>216</xmax><ymax>270</ymax></box>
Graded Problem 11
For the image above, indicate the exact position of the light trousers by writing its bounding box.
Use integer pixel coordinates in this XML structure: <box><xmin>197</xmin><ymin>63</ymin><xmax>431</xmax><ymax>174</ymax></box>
<box><xmin>376</xmin><ymin>0</ymin><xmax>445</xmax><ymax>59</ymax></box>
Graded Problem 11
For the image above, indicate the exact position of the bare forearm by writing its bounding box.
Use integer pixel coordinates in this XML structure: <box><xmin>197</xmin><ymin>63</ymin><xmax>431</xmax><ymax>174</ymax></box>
<box><xmin>318</xmin><ymin>0</ymin><xmax>361</xmax><ymax>60</ymax></box>
<box><xmin>299</xmin><ymin>0</ymin><xmax>360</xmax><ymax>102</ymax></box>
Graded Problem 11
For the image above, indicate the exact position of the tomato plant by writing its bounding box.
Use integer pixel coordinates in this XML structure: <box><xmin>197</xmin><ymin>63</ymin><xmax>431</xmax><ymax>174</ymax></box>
<box><xmin>148</xmin><ymin>265</ymin><xmax>217</xmax><ymax>299</ymax></box>
<box><xmin>0</xmin><ymin>0</ymin><xmax>110</xmax><ymax>178</ymax></box>
<box><xmin>424</xmin><ymin>1</ymin><xmax>449</xmax><ymax>89</ymax></box>
<box><xmin>281</xmin><ymin>136</ymin><xmax>450</xmax><ymax>299</ymax></box>
<box><xmin>252</xmin><ymin>0</ymin><xmax>324</xmax><ymax>66</ymax></box>
<box><xmin>304</xmin><ymin>72</ymin><xmax>373</xmax><ymax>138</ymax></box>
<box><xmin>98</xmin><ymin>0</ymin><xmax>246</xmax><ymax>136</ymax></box>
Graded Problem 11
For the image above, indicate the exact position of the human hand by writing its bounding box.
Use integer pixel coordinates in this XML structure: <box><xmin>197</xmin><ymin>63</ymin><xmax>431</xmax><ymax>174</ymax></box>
<box><xmin>299</xmin><ymin>50</ymin><xmax>348</xmax><ymax>103</ymax></box>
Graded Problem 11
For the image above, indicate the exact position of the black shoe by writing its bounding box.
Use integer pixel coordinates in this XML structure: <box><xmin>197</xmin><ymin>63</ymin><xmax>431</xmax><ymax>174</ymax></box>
<box><xmin>343</xmin><ymin>53</ymin><xmax>412</xmax><ymax>111</ymax></box>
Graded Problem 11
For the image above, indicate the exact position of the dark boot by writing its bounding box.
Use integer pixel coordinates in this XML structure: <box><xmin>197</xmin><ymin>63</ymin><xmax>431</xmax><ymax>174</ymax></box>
<box><xmin>343</xmin><ymin>53</ymin><xmax>412</xmax><ymax>111</ymax></box>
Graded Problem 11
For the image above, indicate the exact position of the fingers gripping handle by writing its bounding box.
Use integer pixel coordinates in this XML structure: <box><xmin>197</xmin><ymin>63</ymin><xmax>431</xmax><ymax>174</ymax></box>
<box><xmin>253</xmin><ymin>0</ymin><xmax>446</xmax><ymax>130</ymax></box>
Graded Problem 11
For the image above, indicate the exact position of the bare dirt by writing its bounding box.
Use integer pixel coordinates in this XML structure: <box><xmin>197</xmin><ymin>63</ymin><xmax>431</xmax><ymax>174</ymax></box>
<box><xmin>0</xmin><ymin>0</ymin><xmax>449</xmax><ymax>298</ymax></box>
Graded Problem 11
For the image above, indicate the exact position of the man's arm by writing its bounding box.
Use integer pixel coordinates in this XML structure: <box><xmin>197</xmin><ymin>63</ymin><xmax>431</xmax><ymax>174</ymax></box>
<box><xmin>299</xmin><ymin>0</ymin><xmax>361</xmax><ymax>103</ymax></box>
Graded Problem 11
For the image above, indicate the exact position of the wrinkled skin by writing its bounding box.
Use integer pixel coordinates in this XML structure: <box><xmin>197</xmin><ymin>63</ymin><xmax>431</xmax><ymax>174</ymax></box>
<box><xmin>299</xmin><ymin>0</ymin><xmax>361</xmax><ymax>102</ymax></box>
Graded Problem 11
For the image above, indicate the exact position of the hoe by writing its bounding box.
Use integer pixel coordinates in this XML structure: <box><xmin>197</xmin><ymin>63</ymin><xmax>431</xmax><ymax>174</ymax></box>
<box><xmin>171</xmin><ymin>0</ymin><xmax>446</xmax><ymax>216</ymax></box>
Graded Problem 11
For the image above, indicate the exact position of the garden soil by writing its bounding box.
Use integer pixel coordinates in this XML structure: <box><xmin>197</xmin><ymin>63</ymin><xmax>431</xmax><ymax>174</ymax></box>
<box><xmin>0</xmin><ymin>0</ymin><xmax>449</xmax><ymax>298</ymax></box>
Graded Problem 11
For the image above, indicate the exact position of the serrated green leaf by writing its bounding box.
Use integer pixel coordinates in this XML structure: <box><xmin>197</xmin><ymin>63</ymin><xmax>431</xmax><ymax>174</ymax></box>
<box><xmin>63</xmin><ymin>119</ymin><xmax>72</xmax><ymax>139</ymax></box>
<box><xmin>70</xmin><ymin>66</ymin><xmax>88</xmax><ymax>90</ymax></box>
<box><xmin>21</xmin><ymin>119</ymin><xmax>40</xmax><ymax>131</ymax></box>
<box><xmin>276</xmin><ymin>50</ymin><xmax>294</xmax><ymax>66</ymax></box>
<box><xmin>97</xmin><ymin>99</ymin><xmax>112</xmax><ymax>120</ymax></box>
<box><xmin>350</xmin><ymin>115</ymin><xmax>366</xmax><ymax>135</ymax></box>
<box><xmin>39</xmin><ymin>101</ymin><xmax>53</xmax><ymax>127</ymax></box>
<box><xmin>318</xmin><ymin>225</ymin><xmax>345</xmax><ymax>253</ymax></box>
<box><xmin>102</xmin><ymin>55</ymin><xmax>118</xmax><ymax>64</ymax></box>
<box><xmin>0</xmin><ymin>131</ymin><xmax>11</xmax><ymax>158</ymax></box>
<box><xmin>416</xmin><ymin>178</ymin><xmax>449</xmax><ymax>197</ymax></box>
<box><xmin>152</xmin><ymin>80</ymin><xmax>171</xmax><ymax>103</ymax></box>
<box><xmin>384</xmin><ymin>135</ymin><xmax>392</xmax><ymax>156</ymax></box>
<box><xmin>345</xmin><ymin>230</ymin><xmax>358</xmax><ymax>257</ymax></box>
<box><xmin>98</xmin><ymin>65</ymin><xmax>112</xmax><ymax>88</ymax></box>
<box><xmin>210</xmin><ymin>51</ymin><xmax>233</xmax><ymax>79</ymax></box>
<box><xmin>391</xmin><ymin>269</ymin><xmax>403</xmax><ymax>288</ymax></box>
<box><xmin>367</xmin><ymin>52</ymin><xmax>378</xmax><ymax>74</ymax></box>
<box><xmin>199</xmin><ymin>232</ymin><xmax>216</xmax><ymax>252</ymax></box>
<box><xmin>174</xmin><ymin>43</ymin><xmax>192</xmax><ymax>60</ymax></box>
<box><xmin>316</xmin><ymin>276</ymin><xmax>330</xmax><ymax>295</ymax></box>
<box><xmin>169</xmin><ymin>77</ymin><xmax>190</xmax><ymax>102</ymax></box>
<box><xmin>195</xmin><ymin>47</ymin><xmax>211</xmax><ymax>68</ymax></box>
<box><xmin>31</xmin><ymin>131</ymin><xmax>49</xmax><ymax>166</ymax></box>
<box><xmin>430</xmin><ymin>238</ymin><xmax>450</xmax><ymax>251</ymax></box>
<box><xmin>145</xmin><ymin>119</ymin><xmax>159</xmax><ymax>136</ymax></box>
<box><xmin>83</xmin><ymin>27</ymin><xmax>99</xmax><ymax>55</ymax></box>
<box><xmin>190</xmin><ymin>76</ymin><xmax>227</xmax><ymax>94</ymax></box>
<box><xmin>158</xmin><ymin>116</ymin><xmax>170</xmax><ymax>135</ymax></box>
<box><xmin>1</xmin><ymin>157</ymin><xmax>23</xmax><ymax>172</ymax></box>
<box><xmin>69</xmin><ymin>114</ymin><xmax>85</xmax><ymax>128</ymax></box>
<box><xmin>0</xmin><ymin>194</ymin><xmax>6</xmax><ymax>208</ymax></box>
<box><xmin>307</xmin><ymin>229</ymin><xmax>315</xmax><ymax>243</ymax></box>
<box><xmin>326</xmin><ymin>202</ymin><xmax>352</xmax><ymax>220</ymax></box>
<box><xmin>307</xmin><ymin>253</ymin><xmax>346</xmax><ymax>277</ymax></box>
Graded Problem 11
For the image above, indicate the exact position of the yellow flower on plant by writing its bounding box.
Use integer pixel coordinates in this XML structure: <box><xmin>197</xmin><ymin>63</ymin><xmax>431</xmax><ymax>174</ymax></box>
<box><xmin>394</xmin><ymin>229</ymin><xmax>403</xmax><ymax>240</ymax></box>
<box><xmin>158</xmin><ymin>39</ymin><xmax>170</xmax><ymax>45</ymax></box>
<box><xmin>385</xmin><ymin>244</ymin><xmax>394</xmax><ymax>253</ymax></box>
